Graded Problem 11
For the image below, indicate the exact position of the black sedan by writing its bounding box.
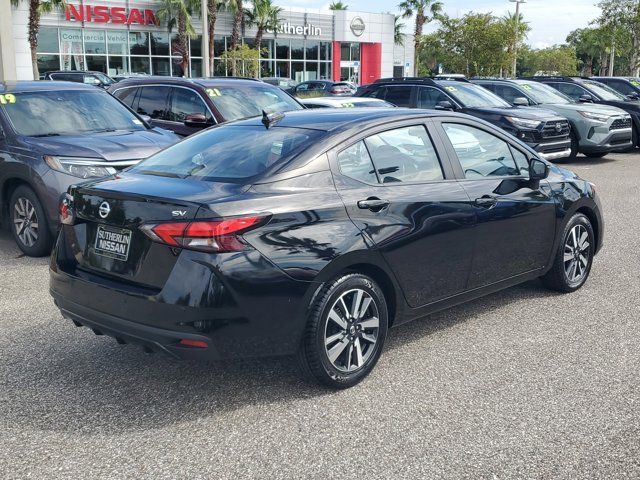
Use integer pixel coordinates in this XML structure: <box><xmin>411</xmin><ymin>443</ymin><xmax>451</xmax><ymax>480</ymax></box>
<box><xmin>50</xmin><ymin>109</ymin><xmax>604</xmax><ymax>388</ymax></box>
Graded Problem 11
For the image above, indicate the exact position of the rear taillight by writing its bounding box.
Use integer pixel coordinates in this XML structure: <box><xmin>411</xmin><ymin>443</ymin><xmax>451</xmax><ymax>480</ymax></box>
<box><xmin>140</xmin><ymin>215</ymin><xmax>267</xmax><ymax>253</ymax></box>
<box><xmin>59</xmin><ymin>193</ymin><xmax>75</xmax><ymax>225</ymax></box>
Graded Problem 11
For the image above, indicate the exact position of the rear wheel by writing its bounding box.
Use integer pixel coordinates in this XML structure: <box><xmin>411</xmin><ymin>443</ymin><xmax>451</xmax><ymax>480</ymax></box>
<box><xmin>541</xmin><ymin>213</ymin><xmax>594</xmax><ymax>293</ymax></box>
<box><xmin>9</xmin><ymin>185</ymin><xmax>52</xmax><ymax>257</ymax></box>
<box><xmin>565</xmin><ymin>130</ymin><xmax>579</xmax><ymax>161</ymax></box>
<box><xmin>298</xmin><ymin>273</ymin><xmax>388</xmax><ymax>388</ymax></box>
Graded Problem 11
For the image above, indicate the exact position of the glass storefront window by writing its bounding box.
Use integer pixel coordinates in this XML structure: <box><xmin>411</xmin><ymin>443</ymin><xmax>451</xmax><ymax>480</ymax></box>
<box><xmin>37</xmin><ymin>27</ymin><xmax>59</xmax><ymax>53</ymax></box>
<box><xmin>190</xmin><ymin>36</ymin><xmax>202</xmax><ymax>57</ymax></box>
<box><xmin>261</xmin><ymin>40</ymin><xmax>274</xmax><ymax>59</ymax></box>
<box><xmin>306</xmin><ymin>41</ymin><xmax>319</xmax><ymax>61</ymax></box>
<box><xmin>261</xmin><ymin>60</ymin><xmax>275</xmax><ymax>77</ymax></box>
<box><xmin>171</xmin><ymin>58</ymin><xmax>185</xmax><ymax>77</ymax></box>
<box><xmin>108</xmin><ymin>56</ymin><xmax>129</xmax><ymax>76</ymax></box>
<box><xmin>59</xmin><ymin>29</ymin><xmax>84</xmax><ymax>70</ymax></box>
<box><xmin>291</xmin><ymin>40</ymin><xmax>304</xmax><ymax>60</ymax></box>
<box><xmin>320</xmin><ymin>42</ymin><xmax>331</xmax><ymax>61</ymax></box>
<box><xmin>150</xmin><ymin>32</ymin><xmax>170</xmax><ymax>56</ymax></box>
<box><xmin>190</xmin><ymin>58</ymin><xmax>202</xmax><ymax>77</ymax></box>
<box><xmin>305</xmin><ymin>61</ymin><xmax>319</xmax><ymax>81</ymax></box>
<box><xmin>243</xmin><ymin>37</ymin><xmax>256</xmax><ymax>49</ymax></box>
<box><xmin>107</xmin><ymin>31</ymin><xmax>128</xmax><ymax>56</ymax></box>
<box><xmin>129</xmin><ymin>32</ymin><xmax>149</xmax><ymax>55</ymax></box>
<box><xmin>291</xmin><ymin>61</ymin><xmax>305</xmax><ymax>82</ymax></box>
<box><xmin>152</xmin><ymin>57</ymin><xmax>171</xmax><ymax>75</ymax></box>
<box><xmin>350</xmin><ymin>43</ymin><xmax>360</xmax><ymax>61</ymax></box>
<box><xmin>214</xmin><ymin>36</ymin><xmax>226</xmax><ymax>57</ymax></box>
<box><xmin>320</xmin><ymin>62</ymin><xmax>332</xmax><ymax>80</ymax></box>
<box><xmin>341</xmin><ymin>43</ymin><xmax>350</xmax><ymax>61</ymax></box>
<box><xmin>276</xmin><ymin>61</ymin><xmax>290</xmax><ymax>78</ymax></box>
<box><xmin>276</xmin><ymin>40</ymin><xmax>290</xmax><ymax>59</ymax></box>
<box><xmin>83</xmin><ymin>30</ymin><xmax>106</xmax><ymax>55</ymax></box>
<box><xmin>86</xmin><ymin>55</ymin><xmax>107</xmax><ymax>73</ymax></box>
<box><xmin>36</xmin><ymin>55</ymin><xmax>60</xmax><ymax>76</ymax></box>
<box><xmin>213</xmin><ymin>59</ymin><xmax>227</xmax><ymax>76</ymax></box>
<box><xmin>131</xmin><ymin>56</ymin><xmax>151</xmax><ymax>74</ymax></box>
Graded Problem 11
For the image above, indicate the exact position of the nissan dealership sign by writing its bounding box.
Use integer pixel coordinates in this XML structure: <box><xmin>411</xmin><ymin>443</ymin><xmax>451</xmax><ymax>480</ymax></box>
<box><xmin>65</xmin><ymin>4</ymin><xmax>158</xmax><ymax>25</ymax></box>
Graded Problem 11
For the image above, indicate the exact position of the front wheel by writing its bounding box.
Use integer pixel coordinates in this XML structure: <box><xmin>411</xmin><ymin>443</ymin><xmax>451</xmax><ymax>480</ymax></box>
<box><xmin>541</xmin><ymin>213</ymin><xmax>595</xmax><ymax>293</ymax></box>
<box><xmin>9</xmin><ymin>185</ymin><xmax>53</xmax><ymax>257</ymax></box>
<box><xmin>298</xmin><ymin>274</ymin><xmax>388</xmax><ymax>388</ymax></box>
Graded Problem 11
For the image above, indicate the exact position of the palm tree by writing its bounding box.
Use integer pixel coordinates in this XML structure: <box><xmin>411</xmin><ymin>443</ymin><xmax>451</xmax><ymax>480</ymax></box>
<box><xmin>10</xmin><ymin>0</ymin><xmax>67</xmax><ymax>80</ymax></box>
<box><xmin>229</xmin><ymin>0</ymin><xmax>244</xmax><ymax>51</ymax></box>
<box><xmin>501</xmin><ymin>11</ymin><xmax>529</xmax><ymax>77</ymax></box>
<box><xmin>394</xmin><ymin>15</ymin><xmax>406</xmax><ymax>46</ymax></box>
<box><xmin>245</xmin><ymin>0</ymin><xmax>282</xmax><ymax>54</ymax></box>
<box><xmin>329</xmin><ymin>1</ymin><xmax>348</xmax><ymax>10</ymax></box>
<box><xmin>206</xmin><ymin>0</ymin><xmax>229</xmax><ymax>76</ymax></box>
<box><xmin>398</xmin><ymin>0</ymin><xmax>443</xmax><ymax>75</ymax></box>
<box><xmin>157</xmin><ymin>0</ymin><xmax>200</xmax><ymax>77</ymax></box>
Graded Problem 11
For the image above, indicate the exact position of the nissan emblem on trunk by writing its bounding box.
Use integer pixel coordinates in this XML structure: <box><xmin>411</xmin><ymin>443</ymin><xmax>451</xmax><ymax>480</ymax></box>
<box><xmin>350</xmin><ymin>17</ymin><xmax>365</xmax><ymax>37</ymax></box>
<box><xmin>98</xmin><ymin>201</ymin><xmax>111</xmax><ymax>219</ymax></box>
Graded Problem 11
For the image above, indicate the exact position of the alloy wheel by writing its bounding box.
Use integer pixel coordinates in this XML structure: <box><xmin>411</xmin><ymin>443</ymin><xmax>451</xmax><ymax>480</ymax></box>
<box><xmin>564</xmin><ymin>224</ymin><xmax>590</xmax><ymax>283</ymax></box>
<box><xmin>13</xmin><ymin>197</ymin><xmax>39</xmax><ymax>248</ymax></box>
<box><xmin>324</xmin><ymin>288</ymin><xmax>380</xmax><ymax>373</ymax></box>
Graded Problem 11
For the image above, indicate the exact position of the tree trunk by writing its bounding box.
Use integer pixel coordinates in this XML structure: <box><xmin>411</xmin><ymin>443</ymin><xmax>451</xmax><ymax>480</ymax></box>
<box><xmin>630</xmin><ymin>35</ymin><xmax>640</xmax><ymax>76</ymax></box>
<box><xmin>230</xmin><ymin>0</ymin><xmax>243</xmax><ymax>75</ymax></box>
<box><xmin>208</xmin><ymin>0</ymin><xmax>218</xmax><ymax>76</ymax></box>
<box><xmin>28</xmin><ymin>0</ymin><xmax>41</xmax><ymax>80</ymax></box>
<box><xmin>414</xmin><ymin>14</ymin><xmax>424</xmax><ymax>76</ymax></box>
<box><xmin>178</xmin><ymin>12</ymin><xmax>189</xmax><ymax>77</ymax></box>
<box><xmin>255</xmin><ymin>28</ymin><xmax>264</xmax><ymax>53</ymax></box>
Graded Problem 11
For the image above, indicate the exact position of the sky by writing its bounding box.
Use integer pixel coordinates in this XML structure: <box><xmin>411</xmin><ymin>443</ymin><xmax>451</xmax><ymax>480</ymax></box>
<box><xmin>282</xmin><ymin>0</ymin><xmax>603</xmax><ymax>48</ymax></box>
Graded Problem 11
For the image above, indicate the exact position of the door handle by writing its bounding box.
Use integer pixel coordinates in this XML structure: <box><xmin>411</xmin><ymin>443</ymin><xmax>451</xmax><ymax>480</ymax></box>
<box><xmin>474</xmin><ymin>195</ymin><xmax>498</xmax><ymax>208</ymax></box>
<box><xmin>357</xmin><ymin>198</ymin><xmax>390</xmax><ymax>211</ymax></box>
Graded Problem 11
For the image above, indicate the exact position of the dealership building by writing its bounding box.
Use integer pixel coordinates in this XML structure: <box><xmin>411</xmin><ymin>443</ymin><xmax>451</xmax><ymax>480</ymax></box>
<box><xmin>1</xmin><ymin>1</ymin><xmax>415</xmax><ymax>84</ymax></box>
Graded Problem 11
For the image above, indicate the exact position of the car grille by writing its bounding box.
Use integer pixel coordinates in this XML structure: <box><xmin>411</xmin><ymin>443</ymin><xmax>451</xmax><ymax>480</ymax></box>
<box><xmin>610</xmin><ymin>117</ymin><xmax>632</xmax><ymax>131</ymax></box>
<box><xmin>542</xmin><ymin>120</ymin><xmax>570</xmax><ymax>138</ymax></box>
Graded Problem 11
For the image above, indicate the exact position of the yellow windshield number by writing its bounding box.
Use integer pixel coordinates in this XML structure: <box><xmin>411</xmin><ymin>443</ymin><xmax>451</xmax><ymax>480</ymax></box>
<box><xmin>341</xmin><ymin>102</ymin><xmax>355</xmax><ymax>108</ymax></box>
<box><xmin>206</xmin><ymin>88</ymin><xmax>222</xmax><ymax>97</ymax></box>
<box><xmin>522</xmin><ymin>85</ymin><xmax>532</xmax><ymax>91</ymax></box>
<box><xmin>0</xmin><ymin>94</ymin><xmax>16</xmax><ymax>105</ymax></box>
<box><xmin>444</xmin><ymin>86</ymin><xmax>457</xmax><ymax>92</ymax></box>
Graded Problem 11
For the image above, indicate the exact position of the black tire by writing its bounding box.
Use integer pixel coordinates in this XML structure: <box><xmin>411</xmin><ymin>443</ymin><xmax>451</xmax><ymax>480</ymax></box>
<box><xmin>298</xmin><ymin>273</ymin><xmax>389</xmax><ymax>389</ymax></box>
<box><xmin>566</xmin><ymin>130</ymin><xmax>579</xmax><ymax>162</ymax></box>
<box><xmin>9</xmin><ymin>185</ymin><xmax>53</xmax><ymax>257</ymax></box>
<box><xmin>584</xmin><ymin>152</ymin><xmax>607</xmax><ymax>158</ymax></box>
<box><xmin>541</xmin><ymin>213</ymin><xmax>595</xmax><ymax>293</ymax></box>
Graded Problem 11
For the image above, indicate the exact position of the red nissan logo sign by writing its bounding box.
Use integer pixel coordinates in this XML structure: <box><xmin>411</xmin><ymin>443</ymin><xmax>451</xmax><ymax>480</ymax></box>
<box><xmin>65</xmin><ymin>4</ymin><xmax>158</xmax><ymax>26</ymax></box>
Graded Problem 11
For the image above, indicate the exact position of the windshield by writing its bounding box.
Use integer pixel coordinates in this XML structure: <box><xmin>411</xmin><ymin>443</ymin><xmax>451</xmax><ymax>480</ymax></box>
<box><xmin>516</xmin><ymin>81</ymin><xmax>573</xmax><ymax>105</ymax></box>
<box><xmin>204</xmin><ymin>84</ymin><xmax>302</xmax><ymax>121</ymax></box>
<box><xmin>583</xmin><ymin>81</ymin><xmax>627</xmax><ymax>101</ymax></box>
<box><xmin>94</xmin><ymin>73</ymin><xmax>114</xmax><ymax>85</ymax></box>
<box><xmin>443</xmin><ymin>83</ymin><xmax>511</xmax><ymax>108</ymax></box>
<box><xmin>129</xmin><ymin>125</ymin><xmax>325</xmax><ymax>182</ymax></box>
<box><xmin>1</xmin><ymin>90</ymin><xmax>146</xmax><ymax>136</ymax></box>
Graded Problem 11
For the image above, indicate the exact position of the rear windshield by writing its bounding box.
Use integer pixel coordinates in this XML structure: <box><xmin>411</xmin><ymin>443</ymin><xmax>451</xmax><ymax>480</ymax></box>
<box><xmin>129</xmin><ymin>125</ymin><xmax>324</xmax><ymax>182</ymax></box>
<box><xmin>205</xmin><ymin>84</ymin><xmax>302</xmax><ymax>120</ymax></box>
<box><xmin>0</xmin><ymin>89</ymin><xmax>146</xmax><ymax>136</ymax></box>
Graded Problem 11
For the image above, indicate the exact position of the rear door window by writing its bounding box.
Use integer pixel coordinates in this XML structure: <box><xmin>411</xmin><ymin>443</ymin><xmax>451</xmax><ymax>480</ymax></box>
<box><xmin>383</xmin><ymin>86</ymin><xmax>414</xmax><ymax>107</ymax></box>
<box><xmin>364</xmin><ymin>125</ymin><xmax>444</xmax><ymax>183</ymax></box>
<box><xmin>136</xmin><ymin>86</ymin><xmax>170</xmax><ymax>119</ymax></box>
<box><xmin>168</xmin><ymin>87</ymin><xmax>212</xmax><ymax>122</ymax></box>
<box><xmin>113</xmin><ymin>87</ymin><xmax>138</xmax><ymax>108</ymax></box>
<box><xmin>551</xmin><ymin>82</ymin><xmax>589</xmax><ymax>101</ymax></box>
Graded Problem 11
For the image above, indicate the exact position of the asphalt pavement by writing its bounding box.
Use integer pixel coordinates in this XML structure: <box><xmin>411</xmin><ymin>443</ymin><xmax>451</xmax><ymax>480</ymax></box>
<box><xmin>1</xmin><ymin>153</ymin><xmax>639</xmax><ymax>479</ymax></box>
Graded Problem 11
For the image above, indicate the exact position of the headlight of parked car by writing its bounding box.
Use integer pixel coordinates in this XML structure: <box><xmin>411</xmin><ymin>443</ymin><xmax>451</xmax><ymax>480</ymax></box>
<box><xmin>577</xmin><ymin>111</ymin><xmax>611</xmax><ymax>123</ymax></box>
<box><xmin>506</xmin><ymin>117</ymin><xmax>542</xmax><ymax>129</ymax></box>
<box><xmin>44</xmin><ymin>156</ymin><xmax>117</xmax><ymax>179</ymax></box>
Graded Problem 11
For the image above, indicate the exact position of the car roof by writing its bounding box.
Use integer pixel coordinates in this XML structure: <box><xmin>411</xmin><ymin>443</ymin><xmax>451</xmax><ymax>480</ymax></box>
<box><xmin>46</xmin><ymin>70</ymin><xmax>105</xmax><ymax>75</ymax></box>
<box><xmin>0</xmin><ymin>81</ymin><xmax>100</xmax><ymax>93</ymax></box>
<box><xmin>227</xmin><ymin>108</ymin><xmax>457</xmax><ymax>132</ymax></box>
<box><xmin>111</xmin><ymin>77</ymin><xmax>264</xmax><ymax>88</ymax></box>
<box><xmin>301</xmin><ymin>96</ymin><xmax>388</xmax><ymax>105</ymax></box>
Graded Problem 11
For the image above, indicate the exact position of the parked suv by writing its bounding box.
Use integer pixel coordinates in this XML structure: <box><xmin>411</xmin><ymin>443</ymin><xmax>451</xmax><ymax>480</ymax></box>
<box><xmin>292</xmin><ymin>80</ymin><xmax>354</xmax><ymax>98</ymax></box>
<box><xmin>357</xmin><ymin>77</ymin><xmax>572</xmax><ymax>161</ymax></box>
<box><xmin>43</xmin><ymin>70</ymin><xmax>115</xmax><ymax>89</ymax></box>
<box><xmin>0</xmin><ymin>81</ymin><xmax>179</xmax><ymax>256</ymax></box>
<box><xmin>472</xmin><ymin>78</ymin><xmax>633</xmax><ymax>159</ymax></box>
<box><xmin>523</xmin><ymin>76</ymin><xmax>640</xmax><ymax>147</ymax></box>
<box><xmin>591</xmin><ymin>77</ymin><xmax>640</xmax><ymax>101</ymax></box>
<box><xmin>109</xmin><ymin>77</ymin><xmax>303</xmax><ymax>136</ymax></box>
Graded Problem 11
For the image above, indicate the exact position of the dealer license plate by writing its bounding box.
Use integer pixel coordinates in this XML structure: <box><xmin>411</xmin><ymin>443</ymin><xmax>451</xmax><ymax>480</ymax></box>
<box><xmin>94</xmin><ymin>225</ymin><xmax>132</xmax><ymax>261</ymax></box>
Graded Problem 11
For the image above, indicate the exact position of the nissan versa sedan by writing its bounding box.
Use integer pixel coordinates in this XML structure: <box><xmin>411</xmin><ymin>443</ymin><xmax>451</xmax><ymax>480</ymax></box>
<box><xmin>0</xmin><ymin>81</ymin><xmax>179</xmax><ymax>256</ymax></box>
<box><xmin>50</xmin><ymin>109</ymin><xmax>604</xmax><ymax>388</ymax></box>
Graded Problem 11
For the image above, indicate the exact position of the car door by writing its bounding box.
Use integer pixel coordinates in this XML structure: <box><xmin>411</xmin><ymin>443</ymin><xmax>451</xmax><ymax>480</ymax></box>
<box><xmin>547</xmin><ymin>82</ymin><xmax>591</xmax><ymax>102</ymax></box>
<box><xmin>381</xmin><ymin>86</ymin><xmax>416</xmax><ymax>108</ymax></box>
<box><xmin>134</xmin><ymin>85</ymin><xmax>172</xmax><ymax>131</ymax></box>
<box><xmin>330</xmin><ymin>121</ymin><xmax>476</xmax><ymax>308</ymax></box>
<box><xmin>436</xmin><ymin>120</ymin><xmax>556</xmax><ymax>288</ymax></box>
<box><xmin>166</xmin><ymin>87</ymin><xmax>215</xmax><ymax>136</ymax></box>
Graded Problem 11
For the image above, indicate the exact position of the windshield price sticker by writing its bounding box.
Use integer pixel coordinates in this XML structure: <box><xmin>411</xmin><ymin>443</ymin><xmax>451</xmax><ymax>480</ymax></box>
<box><xmin>0</xmin><ymin>94</ymin><xmax>16</xmax><ymax>105</ymax></box>
<box><xmin>206</xmin><ymin>88</ymin><xmax>222</xmax><ymax>97</ymax></box>
<box><xmin>444</xmin><ymin>86</ymin><xmax>457</xmax><ymax>92</ymax></box>
<box><xmin>341</xmin><ymin>102</ymin><xmax>355</xmax><ymax>108</ymax></box>
<box><xmin>522</xmin><ymin>84</ymin><xmax>532</xmax><ymax>90</ymax></box>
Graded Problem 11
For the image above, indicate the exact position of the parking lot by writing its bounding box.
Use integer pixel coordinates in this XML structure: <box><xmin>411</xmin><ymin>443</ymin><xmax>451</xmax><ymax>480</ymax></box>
<box><xmin>0</xmin><ymin>152</ymin><xmax>638</xmax><ymax>479</ymax></box>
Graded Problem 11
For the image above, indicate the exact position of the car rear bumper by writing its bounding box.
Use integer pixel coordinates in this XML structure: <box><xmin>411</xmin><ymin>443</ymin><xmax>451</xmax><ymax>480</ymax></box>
<box><xmin>49</xmin><ymin>245</ymin><xmax>315</xmax><ymax>360</ymax></box>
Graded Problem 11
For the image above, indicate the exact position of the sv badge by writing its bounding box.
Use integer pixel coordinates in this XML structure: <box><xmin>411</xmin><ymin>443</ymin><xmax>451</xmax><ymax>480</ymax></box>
<box><xmin>172</xmin><ymin>210</ymin><xmax>187</xmax><ymax>217</ymax></box>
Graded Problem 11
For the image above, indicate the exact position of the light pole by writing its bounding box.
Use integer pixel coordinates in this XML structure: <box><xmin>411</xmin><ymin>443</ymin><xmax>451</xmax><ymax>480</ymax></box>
<box><xmin>510</xmin><ymin>0</ymin><xmax>526</xmax><ymax>78</ymax></box>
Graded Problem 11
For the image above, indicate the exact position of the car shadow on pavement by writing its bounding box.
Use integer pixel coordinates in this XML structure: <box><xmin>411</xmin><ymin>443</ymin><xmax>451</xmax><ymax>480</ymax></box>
<box><xmin>1</xmin><ymin>280</ymin><xmax>559</xmax><ymax>435</ymax></box>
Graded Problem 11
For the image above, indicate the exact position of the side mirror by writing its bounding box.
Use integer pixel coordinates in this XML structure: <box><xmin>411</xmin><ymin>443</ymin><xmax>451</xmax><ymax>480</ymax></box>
<box><xmin>435</xmin><ymin>100</ymin><xmax>455</xmax><ymax>111</ymax></box>
<box><xmin>579</xmin><ymin>94</ymin><xmax>594</xmax><ymax>103</ymax></box>
<box><xmin>529</xmin><ymin>158</ymin><xmax>549</xmax><ymax>181</ymax></box>
<box><xmin>627</xmin><ymin>92</ymin><xmax>639</xmax><ymax>100</ymax></box>
<box><xmin>513</xmin><ymin>97</ymin><xmax>530</xmax><ymax>106</ymax></box>
<box><xmin>139</xmin><ymin>114</ymin><xmax>152</xmax><ymax>124</ymax></box>
<box><xmin>184</xmin><ymin>113</ymin><xmax>210</xmax><ymax>128</ymax></box>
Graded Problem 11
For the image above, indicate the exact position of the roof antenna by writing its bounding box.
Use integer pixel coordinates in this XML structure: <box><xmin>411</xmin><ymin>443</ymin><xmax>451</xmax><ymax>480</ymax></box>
<box><xmin>262</xmin><ymin>110</ymin><xmax>285</xmax><ymax>129</ymax></box>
